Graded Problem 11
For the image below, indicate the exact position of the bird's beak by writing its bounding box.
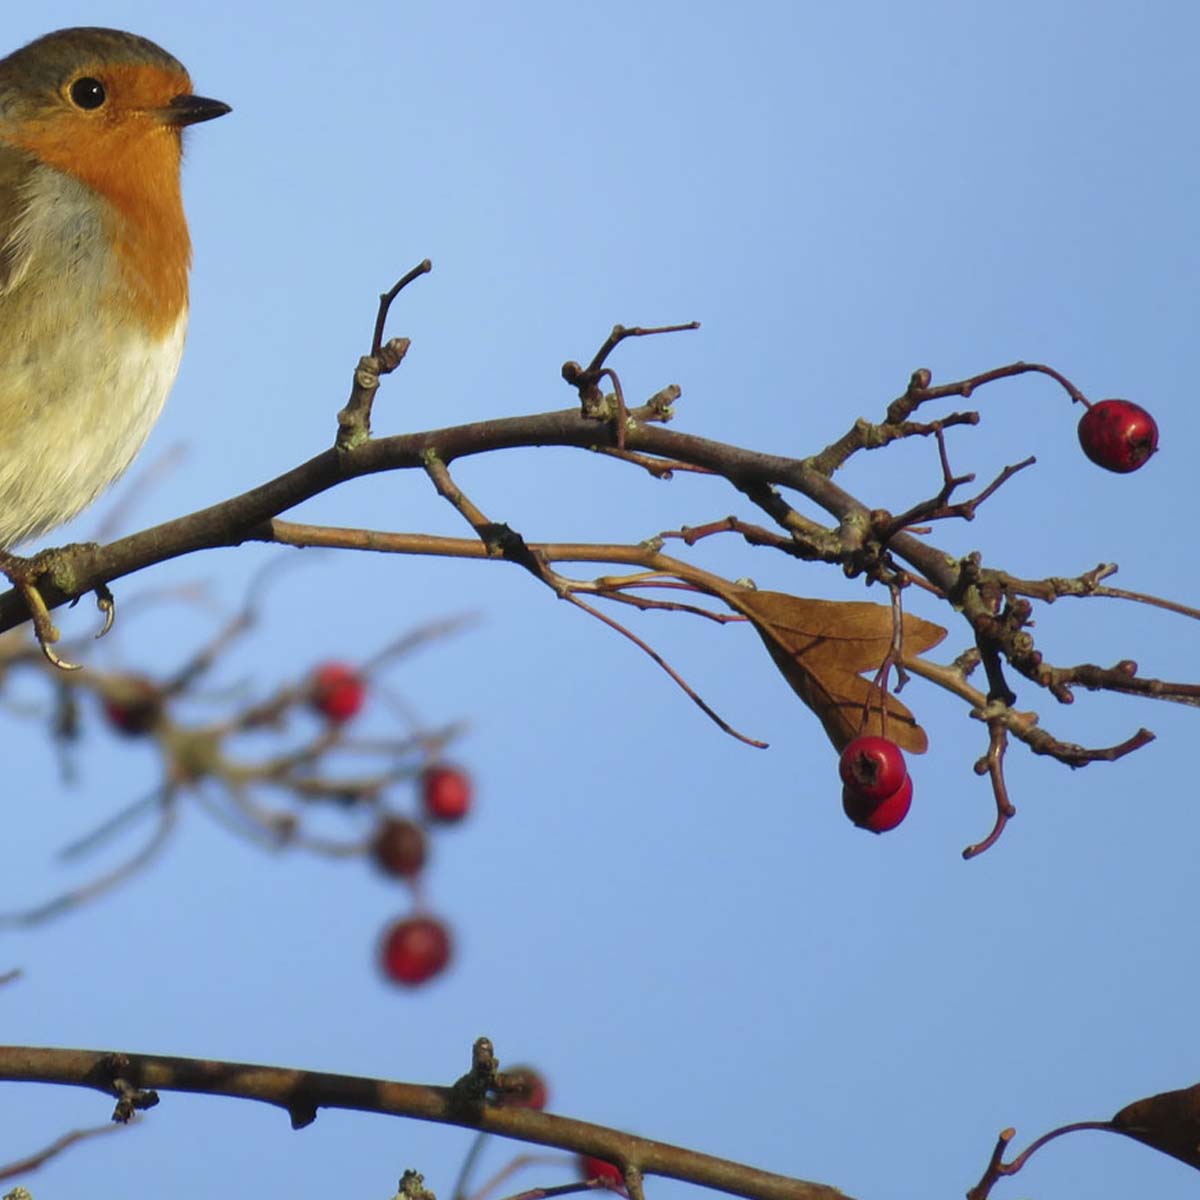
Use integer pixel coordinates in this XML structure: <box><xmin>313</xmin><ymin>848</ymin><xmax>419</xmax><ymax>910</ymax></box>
<box><xmin>162</xmin><ymin>94</ymin><xmax>232</xmax><ymax>127</ymax></box>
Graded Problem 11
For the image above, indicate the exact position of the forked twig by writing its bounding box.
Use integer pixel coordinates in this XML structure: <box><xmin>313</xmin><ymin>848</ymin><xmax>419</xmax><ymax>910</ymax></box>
<box><xmin>967</xmin><ymin>1119</ymin><xmax>1117</xmax><ymax>1199</ymax></box>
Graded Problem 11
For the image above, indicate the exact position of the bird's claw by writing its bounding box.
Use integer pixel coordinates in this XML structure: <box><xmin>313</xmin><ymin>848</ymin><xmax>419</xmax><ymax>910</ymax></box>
<box><xmin>0</xmin><ymin>548</ymin><xmax>119</xmax><ymax>671</ymax></box>
<box><xmin>95</xmin><ymin>583</ymin><xmax>116</xmax><ymax>639</ymax></box>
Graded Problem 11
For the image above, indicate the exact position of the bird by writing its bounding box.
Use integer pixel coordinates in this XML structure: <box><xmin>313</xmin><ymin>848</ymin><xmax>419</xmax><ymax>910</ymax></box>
<box><xmin>0</xmin><ymin>27</ymin><xmax>228</xmax><ymax>660</ymax></box>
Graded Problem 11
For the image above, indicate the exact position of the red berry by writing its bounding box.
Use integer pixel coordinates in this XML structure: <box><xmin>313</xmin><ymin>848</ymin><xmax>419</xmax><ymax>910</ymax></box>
<box><xmin>843</xmin><ymin>774</ymin><xmax>913</xmax><ymax>833</ymax></box>
<box><xmin>379</xmin><ymin>915</ymin><xmax>452</xmax><ymax>986</ymax></box>
<box><xmin>503</xmin><ymin>1065</ymin><xmax>549</xmax><ymax>1110</ymax></box>
<box><xmin>1077</xmin><ymin>399</ymin><xmax>1158</xmax><ymax>473</ymax></box>
<box><xmin>838</xmin><ymin>736</ymin><xmax>907</xmax><ymax>802</ymax></box>
<box><xmin>102</xmin><ymin>677</ymin><xmax>163</xmax><ymax>737</ymax></box>
<box><xmin>421</xmin><ymin>764</ymin><xmax>472</xmax><ymax>823</ymax></box>
<box><xmin>579</xmin><ymin>1156</ymin><xmax>626</xmax><ymax>1193</ymax></box>
<box><xmin>310</xmin><ymin>662</ymin><xmax>366</xmax><ymax>724</ymax></box>
<box><xmin>370</xmin><ymin>817</ymin><xmax>428</xmax><ymax>879</ymax></box>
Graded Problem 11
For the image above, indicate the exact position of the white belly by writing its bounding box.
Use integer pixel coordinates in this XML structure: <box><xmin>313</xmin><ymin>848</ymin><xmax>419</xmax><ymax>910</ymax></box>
<box><xmin>0</xmin><ymin>310</ymin><xmax>187</xmax><ymax>548</ymax></box>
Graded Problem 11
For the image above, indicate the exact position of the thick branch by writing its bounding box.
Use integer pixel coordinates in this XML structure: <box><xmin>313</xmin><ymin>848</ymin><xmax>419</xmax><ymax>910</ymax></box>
<box><xmin>0</xmin><ymin>404</ymin><xmax>952</xmax><ymax>635</ymax></box>
<box><xmin>0</xmin><ymin>396</ymin><xmax>1187</xmax><ymax>772</ymax></box>
<box><xmin>0</xmin><ymin>1046</ymin><xmax>849</xmax><ymax>1200</ymax></box>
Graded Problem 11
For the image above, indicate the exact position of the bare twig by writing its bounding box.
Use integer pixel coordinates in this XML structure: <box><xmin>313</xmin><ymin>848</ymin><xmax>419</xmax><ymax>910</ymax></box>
<box><xmin>373</xmin><ymin>260</ymin><xmax>433</xmax><ymax>358</ymax></box>
<box><xmin>873</xmin><ymin>424</ymin><xmax>1036</xmax><ymax>541</ymax></box>
<box><xmin>887</xmin><ymin>360</ymin><xmax>1090</xmax><ymax>424</ymax></box>
<box><xmin>595</xmin><ymin>448</ymin><xmax>715</xmax><ymax>478</ymax></box>
<box><xmin>0</xmin><ymin>1121</ymin><xmax>129</xmax><ymax>1183</ymax></box>
<box><xmin>807</xmin><ymin>410</ymin><xmax>982</xmax><ymax>477</ymax></box>
<box><xmin>563</xmin><ymin>592</ymin><xmax>768</xmax><ymax>749</ymax></box>
<box><xmin>0</xmin><ymin>796</ymin><xmax>178</xmax><ymax>927</ymax></box>
<box><xmin>467</xmin><ymin>1152</ymin><xmax>571</xmax><ymax>1200</ymax></box>
<box><xmin>963</xmin><ymin>720</ymin><xmax>1016</xmax><ymax>860</ymax></box>
<box><xmin>335</xmin><ymin>260</ymin><xmax>429</xmax><ymax>451</ymax></box>
<box><xmin>967</xmin><ymin>1120</ymin><xmax>1117</xmax><ymax>1199</ymax></box>
<box><xmin>566</xmin><ymin>322</ymin><xmax>701</xmax><ymax>386</ymax></box>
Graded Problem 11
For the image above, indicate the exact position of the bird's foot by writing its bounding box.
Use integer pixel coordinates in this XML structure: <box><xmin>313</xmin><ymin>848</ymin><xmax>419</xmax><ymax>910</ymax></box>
<box><xmin>0</xmin><ymin>544</ymin><xmax>113</xmax><ymax>670</ymax></box>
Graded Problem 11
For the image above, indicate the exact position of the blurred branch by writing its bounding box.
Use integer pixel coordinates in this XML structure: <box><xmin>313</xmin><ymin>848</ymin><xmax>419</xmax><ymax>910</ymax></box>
<box><xmin>0</xmin><ymin>1120</ymin><xmax>129</xmax><ymax>1183</ymax></box>
<box><xmin>0</xmin><ymin>1044</ymin><xmax>849</xmax><ymax>1200</ymax></box>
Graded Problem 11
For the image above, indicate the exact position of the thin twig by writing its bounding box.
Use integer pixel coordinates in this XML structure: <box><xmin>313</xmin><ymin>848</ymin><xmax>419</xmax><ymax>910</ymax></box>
<box><xmin>887</xmin><ymin>360</ymin><xmax>1090</xmax><ymax>425</ymax></box>
<box><xmin>563</xmin><ymin>593</ymin><xmax>767</xmax><ymax>749</ymax></box>
<box><xmin>468</xmin><ymin>1153</ymin><xmax>568</xmax><ymax>1200</ymax></box>
<box><xmin>577</xmin><ymin>322</ymin><xmax>701</xmax><ymax>381</ymax></box>
<box><xmin>373</xmin><ymin>260</ymin><xmax>433</xmax><ymax>358</ymax></box>
<box><xmin>595</xmin><ymin>448</ymin><xmax>716</xmax><ymax>478</ymax></box>
<box><xmin>0</xmin><ymin>797</ymin><xmax>178</xmax><ymax>927</ymax></box>
<box><xmin>967</xmin><ymin>1120</ymin><xmax>1117</xmax><ymax>1199</ymax></box>
<box><xmin>452</xmin><ymin>1130</ymin><xmax>491</xmax><ymax>1200</ymax></box>
<box><xmin>963</xmin><ymin>720</ymin><xmax>1016</xmax><ymax>859</ymax></box>
<box><xmin>59</xmin><ymin>787</ymin><xmax>168</xmax><ymax>861</ymax></box>
<box><xmin>0</xmin><ymin>1121</ymin><xmax>130</xmax><ymax>1183</ymax></box>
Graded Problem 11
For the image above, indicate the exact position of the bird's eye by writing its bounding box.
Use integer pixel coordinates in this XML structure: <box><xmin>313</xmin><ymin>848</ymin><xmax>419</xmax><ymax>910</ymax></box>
<box><xmin>68</xmin><ymin>77</ymin><xmax>106</xmax><ymax>110</ymax></box>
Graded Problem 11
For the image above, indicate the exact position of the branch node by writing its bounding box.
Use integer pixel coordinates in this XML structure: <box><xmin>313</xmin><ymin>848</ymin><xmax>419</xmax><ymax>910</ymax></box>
<box><xmin>111</xmin><ymin>1077</ymin><xmax>159</xmax><ymax>1123</ymax></box>
<box><xmin>451</xmin><ymin>1036</ymin><xmax>499</xmax><ymax>1113</ymax></box>
<box><xmin>397</xmin><ymin>1169</ymin><xmax>437</xmax><ymax>1200</ymax></box>
<box><xmin>288</xmin><ymin>1100</ymin><xmax>319</xmax><ymax>1130</ymax></box>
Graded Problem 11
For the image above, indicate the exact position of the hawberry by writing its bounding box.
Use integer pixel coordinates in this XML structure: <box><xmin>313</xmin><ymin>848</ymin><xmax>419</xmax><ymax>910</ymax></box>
<box><xmin>1077</xmin><ymin>399</ymin><xmax>1158</xmax><ymax>474</ymax></box>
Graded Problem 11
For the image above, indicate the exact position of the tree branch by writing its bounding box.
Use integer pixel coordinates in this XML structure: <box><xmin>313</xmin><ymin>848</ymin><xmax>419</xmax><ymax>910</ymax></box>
<box><xmin>0</xmin><ymin>1045</ymin><xmax>851</xmax><ymax>1200</ymax></box>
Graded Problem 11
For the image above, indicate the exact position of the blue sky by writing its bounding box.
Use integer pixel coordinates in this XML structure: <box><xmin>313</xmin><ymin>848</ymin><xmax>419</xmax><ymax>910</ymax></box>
<box><xmin>0</xmin><ymin>3</ymin><xmax>1197</xmax><ymax>1198</ymax></box>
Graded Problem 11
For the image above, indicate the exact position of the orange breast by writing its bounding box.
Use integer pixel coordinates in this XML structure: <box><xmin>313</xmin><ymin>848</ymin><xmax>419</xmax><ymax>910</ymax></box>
<box><xmin>5</xmin><ymin>64</ymin><xmax>193</xmax><ymax>336</ymax></box>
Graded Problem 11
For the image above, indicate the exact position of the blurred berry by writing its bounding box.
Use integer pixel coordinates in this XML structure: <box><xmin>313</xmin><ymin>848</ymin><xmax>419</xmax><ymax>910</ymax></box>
<box><xmin>102</xmin><ymin>676</ymin><xmax>163</xmax><ymax>737</ymax></box>
<box><xmin>310</xmin><ymin>662</ymin><xmax>366</xmax><ymax>724</ymax></box>
<box><xmin>579</xmin><ymin>1155</ymin><xmax>626</xmax><ymax>1193</ymax></box>
<box><xmin>379</xmin><ymin>915</ymin><xmax>452</xmax><ymax>986</ymax></box>
<box><xmin>421</xmin><ymin>764</ymin><xmax>472</xmax><ymax>823</ymax></box>
<box><xmin>370</xmin><ymin>816</ymin><xmax>428</xmax><ymax>879</ymax></box>
<box><xmin>504</xmin><ymin>1065</ymin><xmax>549</xmax><ymax>1110</ymax></box>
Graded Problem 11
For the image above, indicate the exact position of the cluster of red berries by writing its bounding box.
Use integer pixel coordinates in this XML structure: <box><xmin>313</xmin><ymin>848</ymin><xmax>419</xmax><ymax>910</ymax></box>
<box><xmin>309</xmin><ymin>665</ymin><xmax>474</xmax><ymax>988</ymax></box>
<box><xmin>305</xmin><ymin>663</ymin><xmax>474</xmax><ymax>985</ymax></box>
<box><xmin>839</xmin><ymin>735</ymin><xmax>911</xmax><ymax>833</ymax></box>
<box><xmin>375</xmin><ymin>763</ymin><xmax>474</xmax><ymax>987</ymax></box>
<box><xmin>369</xmin><ymin>766</ymin><xmax>474</xmax><ymax>880</ymax></box>
<box><xmin>103</xmin><ymin>658</ymin><xmax>474</xmax><ymax>989</ymax></box>
<box><xmin>309</xmin><ymin>663</ymin><xmax>476</xmax><ymax>988</ymax></box>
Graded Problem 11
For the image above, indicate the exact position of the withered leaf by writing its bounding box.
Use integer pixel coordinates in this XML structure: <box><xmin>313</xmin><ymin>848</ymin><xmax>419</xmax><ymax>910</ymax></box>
<box><xmin>718</xmin><ymin>588</ymin><xmax>946</xmax><ymax>754</ymax></box>
<box><xmin>1113</xmin><ymin>1083</ymin><xmax>1200</xmax><ymax>1170</ymax></box>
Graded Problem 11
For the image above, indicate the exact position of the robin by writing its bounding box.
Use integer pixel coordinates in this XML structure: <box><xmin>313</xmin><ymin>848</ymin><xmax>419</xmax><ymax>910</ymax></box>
<box><xmin>0</xmin><ymin>27</ymin><xmax>227</xmax><ymax>662</ymax></box>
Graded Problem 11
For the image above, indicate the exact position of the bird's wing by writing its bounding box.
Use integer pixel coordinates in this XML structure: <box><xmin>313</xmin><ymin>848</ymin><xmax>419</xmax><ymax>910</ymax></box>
<box><xmin>0</xmin><ymin>142</ymin><xmax>39</xmax><ymax>294</ymax></box>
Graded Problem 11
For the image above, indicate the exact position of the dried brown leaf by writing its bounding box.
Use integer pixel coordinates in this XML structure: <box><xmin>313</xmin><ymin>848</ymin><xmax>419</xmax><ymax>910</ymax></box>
<box><xmin>1113</xmin><ymin>1083</ymin><xmax>1200</xmax><ymax>1170</ymax></box>
<box><xmin>718</xmin><ymin>588</ymin><xmax>946</xmax><ymax>754</ymax></box>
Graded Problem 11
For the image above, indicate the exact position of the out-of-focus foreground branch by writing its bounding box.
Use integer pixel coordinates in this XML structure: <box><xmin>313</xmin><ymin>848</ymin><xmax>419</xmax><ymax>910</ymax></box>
<box><xmin>0</xmin><ymin>1041</ymin><xmax>849</xmax><ymax>1200</ymax></box>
